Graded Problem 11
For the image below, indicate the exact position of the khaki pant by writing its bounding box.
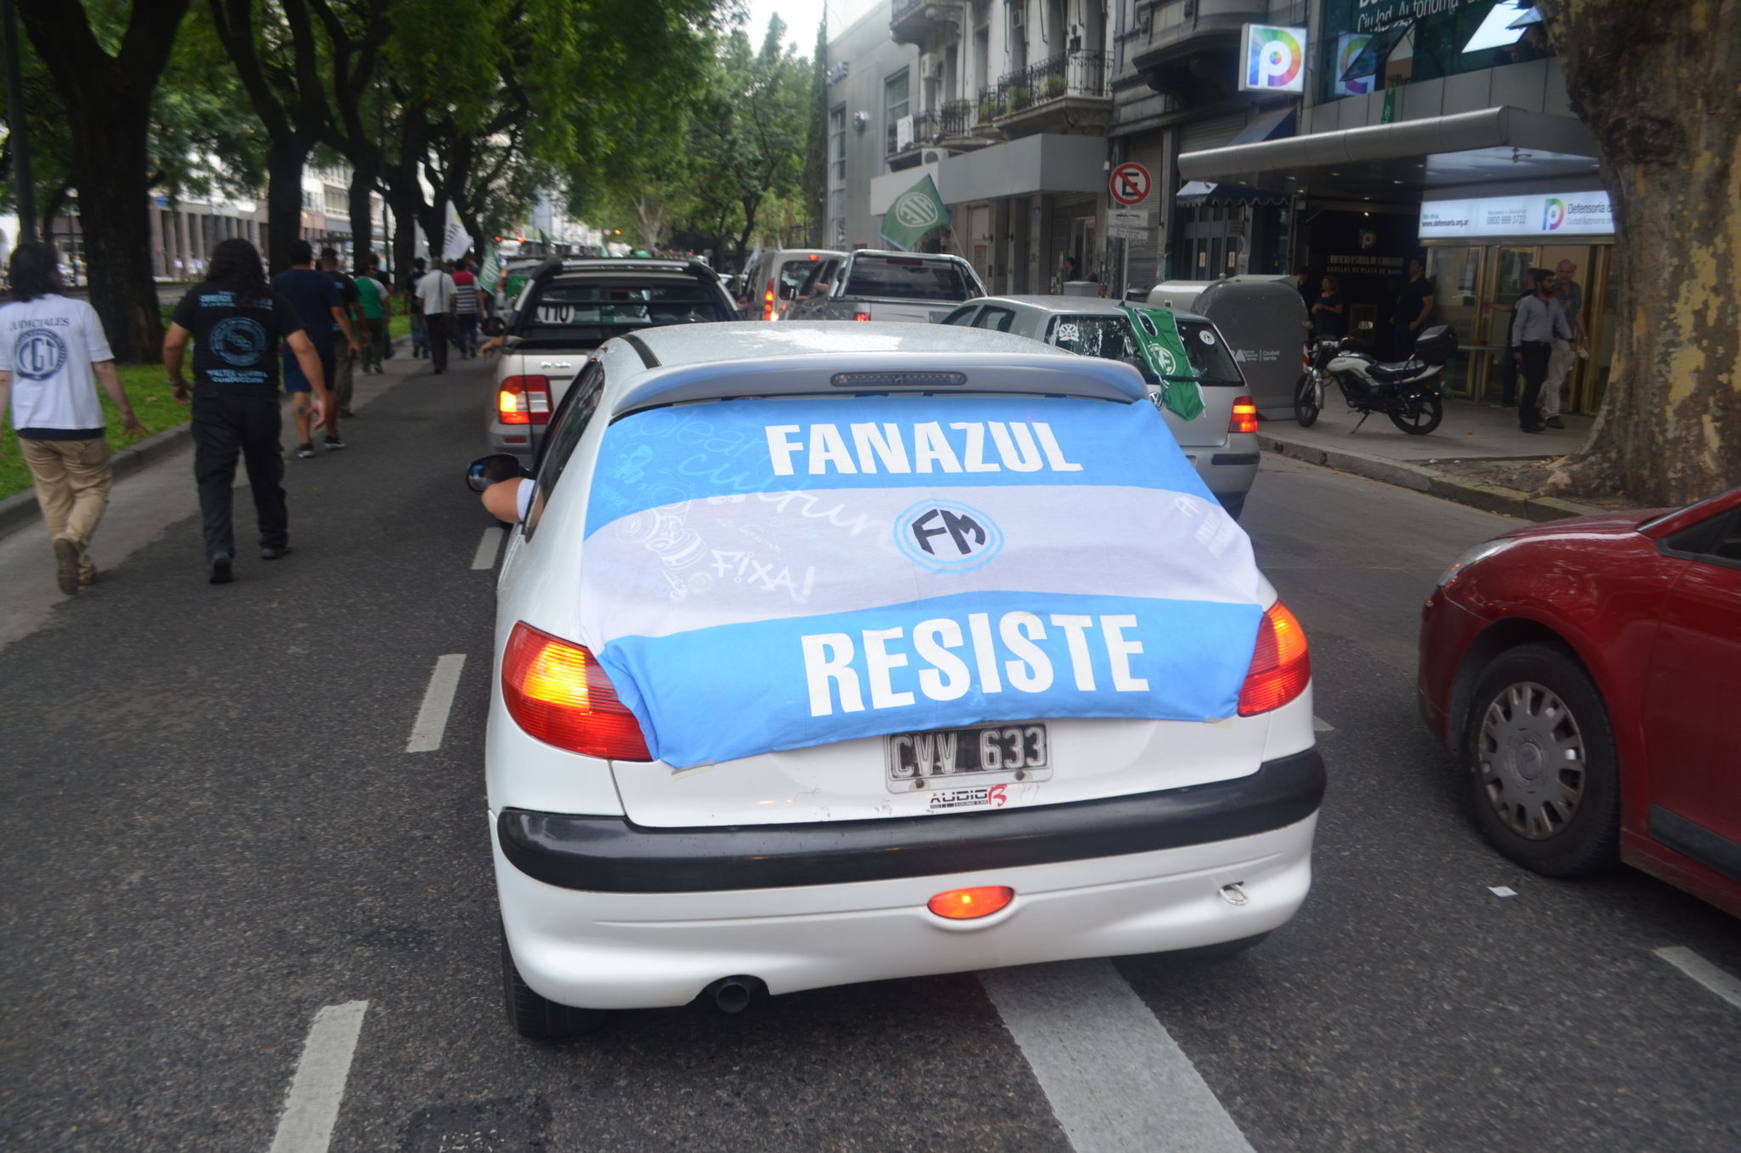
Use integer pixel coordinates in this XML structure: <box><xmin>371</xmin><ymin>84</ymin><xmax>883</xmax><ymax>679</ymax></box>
<box><xmin>20</xmin><ymin>436</ymin><xmax>111</xmax><ymax>578</ymax></box>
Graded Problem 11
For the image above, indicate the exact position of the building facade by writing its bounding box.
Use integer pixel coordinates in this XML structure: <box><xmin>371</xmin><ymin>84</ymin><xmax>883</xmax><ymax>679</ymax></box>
<box><xmin>824</xmin><ymin>0</ymin><xmax>1614</xmax><ymax>413</ymax></box>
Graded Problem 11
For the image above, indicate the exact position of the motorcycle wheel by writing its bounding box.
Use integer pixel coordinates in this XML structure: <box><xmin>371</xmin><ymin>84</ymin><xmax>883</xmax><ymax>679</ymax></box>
<box><xmin>1294</xmin><ymin>373</ymin><xmax>1321</xmax><ymax>428</ymax></box>
<box><xmin>1389</xmin><ymin>391</ymin><xmax>1443</xmax><ymax>435</ymax></box>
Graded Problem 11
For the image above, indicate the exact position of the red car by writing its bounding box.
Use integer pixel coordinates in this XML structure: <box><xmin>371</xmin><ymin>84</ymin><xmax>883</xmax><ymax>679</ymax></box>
<box><xmin>1418</xmin><ymin>487</ymin><xmax>1741</xmax><ymax>918</ymax></box>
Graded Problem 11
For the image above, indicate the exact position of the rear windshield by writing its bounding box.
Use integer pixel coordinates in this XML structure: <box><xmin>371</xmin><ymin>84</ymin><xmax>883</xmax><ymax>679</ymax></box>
<box><xmin>1173</xmin><ymin>319</ymin><xmax>1243</xmax><ymax>384</ymax></box>
<box><xmin>843</xmin><ymin>255</ymin><xmax>975</xmax><ymax>301</ymax></box>
<box><xmin>519</xmin><ymin>278</ymin><xmax>729</xmax><ymax>344</ymax></box>
<box><xmin>1050</xmin><ymin>315</ymin><xmax>1141</xmax><ymax>361</ymax></box>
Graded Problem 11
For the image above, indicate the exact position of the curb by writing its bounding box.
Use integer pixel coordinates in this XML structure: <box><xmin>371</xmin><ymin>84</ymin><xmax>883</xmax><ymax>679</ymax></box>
<box><xmin>1259</xmin><ymin>430</ymin><xmax>1607</xmax><ymax>522</ymax></box>
<box><xmin>1</xmin><ymin>335</ymin><xmax>410</xmax><ymax>544</ymax></box>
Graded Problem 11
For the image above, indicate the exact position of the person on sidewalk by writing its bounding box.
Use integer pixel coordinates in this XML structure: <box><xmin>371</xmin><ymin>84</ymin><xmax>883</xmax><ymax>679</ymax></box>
<box><xmin>416</xmin><ymin>259</ymin><xmax>457</xmax><ymax>374</ymax></box>
<box><xmin>1511</xmin><ymin>268</ymin><xmax>1573</xmax><ymax>435</ymax></box>
<box><xmin>272</xmin><ymin>240</ymin><xmax>360</xmax><ymax>456</ymax></box>
<box><xmin>163</xmin><ymin>238</ymin><xmax>331</xmax><ymax>583</ymax></box>
<box><xmin>405</xmin><ymin>258</ymin><xmax>429</xmax><ymax>358</ymax></box>
<box><xmin>1496</xmin><ymin>269</ymin><xmax>1536</xmax><ymax>407</ymax></box>
<box><xmin>1541</xmin><ymin>259</ymin><xmax>1588</xmax><ymax>429</ymax></box>
<box><xmin>0</xmin><ymin>242</ymin><xmax>146</xmax><ymax>595</ymax></box>
<box><xmin>451</xmin><ymin>258</ymin><xmax>481</xmax><ymax>358</ymax></box>
<box><xmin>354</xmin><ymin>258</ymin><xmax>391</xmax><ymax>376</ymax></box>
<box><xmin>1310</xmin><ymin>274</ymin><xmax>1347</xmax><ymax>340</ymax></box>
<box><xmin>1392</xmin><ymin>257</ymin><xmax>1435</xmax><ymax>360</ymax></box>
<box><xmin>319</xmin><ymin>247</ymin><xmax>363</xmax><ymax>427</ymax></box>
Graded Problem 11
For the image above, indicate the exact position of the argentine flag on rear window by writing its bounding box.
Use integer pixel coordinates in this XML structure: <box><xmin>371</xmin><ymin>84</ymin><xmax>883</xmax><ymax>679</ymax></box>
<box><xmin>579</xmin><ymin>393</ymin><xmax>1267</xmax><ymax>769</ymax></box>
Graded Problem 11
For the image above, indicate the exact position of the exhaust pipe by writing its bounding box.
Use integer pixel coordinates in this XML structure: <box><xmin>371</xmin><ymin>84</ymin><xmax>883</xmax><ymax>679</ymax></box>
<box><xmin>704</xmin><ymin>975</ymin><xmax>760</xmax><ymax>1014</ymax></box>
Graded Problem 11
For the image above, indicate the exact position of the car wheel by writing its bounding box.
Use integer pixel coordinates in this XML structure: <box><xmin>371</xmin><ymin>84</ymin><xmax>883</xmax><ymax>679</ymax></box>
<box><xmin>1462</xmin><ymin>644</ymin><xmax>1619</xmax><ymax>877</ymax></box>
<box><xmin>1216</xmin><ymin>492</ymin><xmax>1246</xmax><ymax>520</ymax></box>
<box><xmin>500</xmin><ymin>925</ymin><xmax>611</xmax><ymax>1040</ymax></box>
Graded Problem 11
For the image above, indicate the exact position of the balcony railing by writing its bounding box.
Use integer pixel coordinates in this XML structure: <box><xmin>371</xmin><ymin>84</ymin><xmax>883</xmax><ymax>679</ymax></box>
<box><xmin>978</xmin><ymin>50</ymin><xmax>1110</xmax><ymax>121</ymax></box>
<box><xmin>885</xmin><ymin>100</ymin><xmax>981</xmax><ymax>155</ymax></box>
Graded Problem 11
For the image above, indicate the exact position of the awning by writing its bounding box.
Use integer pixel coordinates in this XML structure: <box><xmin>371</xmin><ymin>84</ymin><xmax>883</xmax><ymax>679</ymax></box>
<box><xmin>1173</xmin><ymin>106</ymin><xmax>1296</xmax><ymax>208</ymax></box>
<box><xmin>1177</xmin><ymin>106</ymin><xmax>1599</xmax><ymax>199</ymax></box>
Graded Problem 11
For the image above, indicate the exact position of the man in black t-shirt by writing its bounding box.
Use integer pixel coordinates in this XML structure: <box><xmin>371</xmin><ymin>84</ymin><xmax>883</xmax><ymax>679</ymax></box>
<box><xmin>1392</xmin><ymin>257</ymin><xmax>1435</xmax><ymax>360</ymax></box>
<box><xmin>163</xmin><ymin>238</ymin><xmax>330</xmax><ymax>583</ymax></box>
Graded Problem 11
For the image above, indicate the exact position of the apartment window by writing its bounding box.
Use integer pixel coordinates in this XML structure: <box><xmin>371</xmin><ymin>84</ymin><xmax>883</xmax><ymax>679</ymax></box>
<box><xmin>884</xmin><ymin>69</ymin><xmax>910</xmax><ymax>155</ymax></box>
<box><xmin>829</xmin><ymin>105</ymin><xmax>846</xmax><ymax>185</ymax></box>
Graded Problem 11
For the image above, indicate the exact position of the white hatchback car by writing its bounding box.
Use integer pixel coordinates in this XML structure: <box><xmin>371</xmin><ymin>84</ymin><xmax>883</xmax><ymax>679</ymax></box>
<box><xmin>480</xmin><ymin>322</ymin><xmax>1322</xmax><ymax>1038</ymax></box>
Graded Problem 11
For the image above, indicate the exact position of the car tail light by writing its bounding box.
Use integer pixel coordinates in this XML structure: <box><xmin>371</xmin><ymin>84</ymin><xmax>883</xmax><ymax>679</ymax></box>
<box><xmin>1238</xmin><ymin>601</ymin><xmax>1310</xmax><ymax>716</ymax></box>
<box><xmin>1229</xmin><ymin>396</ymin><xmax>1259</xmax><ymax>435</ymax></box>
<box><xmin>762</xmin><ymin>280</ymin><xmax>776</xmax><ymax>321</ymax></box>
<box><xmin>853</xmin><ymin>311</ymin><xmax>872</xmax><ymax>322</ymax></box>
<box><xmin>498</xmin><ymin>376</ymin><xmax>551</xmax><ymax>426</ymax></box>
<box><xmin>928</xmin><ymin>886</ymin><xmax>1014</xmax><ymax>920</ymax></box>
<box><xmin>501</xmin><ymin>622</ymin><xmax>651</xmax><ymax>760</ymax></box>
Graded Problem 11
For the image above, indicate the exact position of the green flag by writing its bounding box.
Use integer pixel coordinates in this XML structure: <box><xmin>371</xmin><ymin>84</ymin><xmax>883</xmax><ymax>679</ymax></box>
<box><xmin>479</xmin><ymin>244</ymin><xmax>503</xmax><ymax>296</ymax></box>
<box><xmin>1121</xmin><ymin>305</ymin><xmax>1206</xmax><ymax>421</ymax></box>
<box><xmin>880</xmin><ymin>174</ymin><xmax>951</xmax><ymax>251</ymax></box>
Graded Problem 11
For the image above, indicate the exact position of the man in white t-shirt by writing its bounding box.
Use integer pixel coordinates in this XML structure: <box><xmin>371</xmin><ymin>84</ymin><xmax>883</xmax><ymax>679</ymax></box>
<box><xmin>415</xmin><ymin>261</ymin><xmax>457</xmax><ymax>375</ymax></box>
<box><xmin>0</xmin><ymin>243</ymin><xmax>146</xmax><ymax>595</ymax></box>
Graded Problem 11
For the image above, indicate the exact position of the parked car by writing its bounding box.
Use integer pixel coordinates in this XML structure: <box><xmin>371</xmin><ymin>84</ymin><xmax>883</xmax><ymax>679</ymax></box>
<box><xmin>1146</xmin><ymin>275</ymin><xmax>1312</xmax><ymax>419</ymax></box>
<box><xmin>476</xmin><ymin>321</ymin><xmax>1323</xmax><ymax>1037</ymax></box>
<box><xmin>487</xmin><ymin>257</ymin><xmax>738</xmax><ymax>464</ymax></box>
<box><xmin>940</xmin><ymin>296</ymin><xmax>1259</xmax><ymax>520</ymax></box>
<box><xmin>736</xmin><ymin>248</ymin><xmax>846</xmax><ymax>320</ymax></box>
<box><xmin>787</xmin><ymin>249</ymin><xmax>985</xmax><ymax>323</ymax></box>
<box><xmin>1418</xmin><ymin>487</ymin><xmax>1741</xmax><ymax>918</ymax></box>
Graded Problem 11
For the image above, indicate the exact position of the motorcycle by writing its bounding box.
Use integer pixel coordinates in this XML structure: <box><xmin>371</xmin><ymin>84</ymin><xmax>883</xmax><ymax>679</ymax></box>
<box><xmin>1294</xmin><ymin>323</ymin><xmax>1458</xmax><ymax>435</ymax></box>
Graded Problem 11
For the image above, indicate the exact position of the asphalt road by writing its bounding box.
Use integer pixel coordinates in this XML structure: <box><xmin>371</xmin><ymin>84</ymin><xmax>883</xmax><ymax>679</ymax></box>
<box><xmin>2</xmin><ymin>351</ymin><xmax>1737</xmax><ymax>1153</ymax></box>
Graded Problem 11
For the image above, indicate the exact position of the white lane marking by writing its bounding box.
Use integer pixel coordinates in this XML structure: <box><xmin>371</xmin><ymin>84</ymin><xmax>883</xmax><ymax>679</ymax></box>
<box><xmin>407</xmin><ymin>654</ymin><xmax>467</xmax><ymax>753</ymax></box>
<box><xmin>1655</xmin><ymin>947</ymin><xmax>1741</xmax><ymax>1012</ymax></box>
<box><xmin>268</xmin><ymin>1000</ymin><xmax>369</xmax><ymax>1153</ymax></box>
<box><xmin>471</xmin><ymin>525</ymin><xmax>505</xmax><ymax>570</ymax></box>
<box><xmin>981</xmin><ymin>960</ymin><xmax>1254</xmax><ymax>1153</ymax></box>
<box><xmin>1312</xmin><ymin>715</ymin><xmax>1334</xmax><ymax>733</ymax></box>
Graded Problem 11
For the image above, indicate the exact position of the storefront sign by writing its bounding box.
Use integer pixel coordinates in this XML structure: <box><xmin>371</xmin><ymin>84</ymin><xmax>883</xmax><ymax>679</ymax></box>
<box><xmin>1332</xmin><ymin>33</ymin><xmax>1374</xmax><ymax>96</ymax></box>
<box><xmin>1239</xmin><ymin>25</ymin><xmax>1307</xmax><ymax>93</ymax></box>
<box><xmin>1343</xmin><ymin>0</ymin><xmax>1489</xmax><ymax>34</ymax></box>
<box><xmin>1419</xmin><ymin>191</ymin><xmax>1613</xmax><ymax>239</ymax></box>
<box><xmin>1108</xmin><ymin>207</ymin><xmax>1151</xmax><ymax>240</ymax></box>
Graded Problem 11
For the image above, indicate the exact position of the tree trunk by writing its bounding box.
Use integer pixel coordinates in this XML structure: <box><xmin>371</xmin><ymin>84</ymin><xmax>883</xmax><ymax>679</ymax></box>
<box><xmin>68</xmin><ymin>118</ymin><xmax>162</xmax><ymax>361</ymax></box>
<box><xmin>1540</xmin><ymin>0</ymin><xmax>1741</xmax><ymax>505</ymax></box>
<box><xmin>265</xmin><ymin>138</ymin><xmax>309</xmax><ymax>273</ymax></box>
<box><xmin>348</xmin><ymin>161</ymin><xmax>378</xmax><ymax>268</ymax></box>
<box><xmin>387</xmin><ymin>185</ymin><xmax>419</xmax><ymax>286</ymax></box>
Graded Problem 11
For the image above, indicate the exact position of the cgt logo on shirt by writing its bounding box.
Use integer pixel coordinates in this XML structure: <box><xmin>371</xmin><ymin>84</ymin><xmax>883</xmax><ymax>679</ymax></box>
<box><xmin>13</xmin><ymin>329</ymin><xmax>68</xmax><ymax>381</ymax></box>
<box><xmin>211</xmin><ymin>317</ymin><xmax>268</xmax><ymax>366</ymax></box>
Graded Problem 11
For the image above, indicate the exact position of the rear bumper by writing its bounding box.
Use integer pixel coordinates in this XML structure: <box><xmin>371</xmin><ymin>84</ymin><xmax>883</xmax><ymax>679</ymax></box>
<box><xmin>499</xmin><ymin>748</ymin><xmax>1324</xmax><ymax>893</ymax></box>
<box><xmin>1183</xmin><ymin>432</ymin><xmax>1260</xmax><ymax>499</ymax></box>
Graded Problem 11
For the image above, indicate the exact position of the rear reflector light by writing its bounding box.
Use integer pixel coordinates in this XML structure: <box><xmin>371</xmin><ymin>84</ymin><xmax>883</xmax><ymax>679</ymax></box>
<box><xmin>1229</xmin><ymin>396</ymin><xmax>1259</xmax><ymax>435</ymax></box>
<box><xmin>497</xmin><ymin>376</ymin><xmax>551</xmax><ymax>426</ymax></box>
<box><xmin>853</xmin><ymin>311</ymin><xmax>872</xmax><ymax>322</ymax></box>
<box><xmin>501</xmin><ymin>622</ymin><xmax>651</xmax><ymax>760</ymax></box>
<box><xmin>1238</xmin><ymin>601</ymin><xmax>1310</xmax><ymax>716</ymax></box>
<box><xmin>762</xmin><ymin>280</ymin><xmax>776</xmax><ymax>321</ymax></box>
<box><xmin>928</xmin><ymin>886</ymin><xmax>1014</xmax><ymax>920</ymax></box>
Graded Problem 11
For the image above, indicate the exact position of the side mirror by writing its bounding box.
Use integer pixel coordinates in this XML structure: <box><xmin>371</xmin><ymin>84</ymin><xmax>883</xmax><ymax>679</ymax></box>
<box><xmin>466</xmin><ymin>453</ymin><xmax>529</xmax><ymax>493</ymax></box>
<box><xmin>482</xmin><ymin>316</ymin><xmax>505</xmax><ymax>337</ymax></box>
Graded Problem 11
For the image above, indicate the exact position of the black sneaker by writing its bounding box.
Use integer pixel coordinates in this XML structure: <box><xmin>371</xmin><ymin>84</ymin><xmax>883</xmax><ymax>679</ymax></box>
<box><xmin>210</xmin><ymin>554</ymin><xmax>234</xmax><ymax>584</ymax></box>
<box><xmin>261</xmin><ymin>544</ymin><xmax>292</xmax><ymax>560</ymax></box>
<box><xmin>297</xmin><ymin>443</ymin><xmax>315</xmax><ymax>458</ymax></box>
<box><xmin>324</xmin><ymin>435</ymin><xmax>346</xmax><ymax>451</ymax></box>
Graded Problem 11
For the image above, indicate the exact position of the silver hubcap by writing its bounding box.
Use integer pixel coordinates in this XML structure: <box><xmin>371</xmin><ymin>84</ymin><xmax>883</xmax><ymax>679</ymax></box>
<box><xmin>1477</xmin><ymin>681</ymin><xmax>1587</xmax><ymax>839</ymax></box>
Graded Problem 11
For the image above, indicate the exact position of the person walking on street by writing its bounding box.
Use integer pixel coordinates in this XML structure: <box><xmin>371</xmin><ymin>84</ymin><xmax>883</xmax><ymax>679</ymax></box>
<box><xmin>0</xmin><ymin>242</ymin><xmax>146</xmax><ymax>594</ymax></box>
<box><xmin>319</xmin><ymin>247</ymin><xmax>363</xmax><ymax>426</ymax></box>
<box><xmin>406</xmin><ymin>257</ymin><xmax>429</xmax><ymax>358</ymax></box>
<box><xmin>1392</xmin><ymin>257</ymin><xmax>1435</xmax><ymax>360</ymax></box>
<box><xmin>1541</xmin><ymin>259</ymin><xmax>1588</xmax><ymax>429</ymax></box>
<box><xmin>416</xmin><ymin>259</ymin><xmax>457</xmax><ymax>374</ymax></box>
<box><xmin>163</xmin><ymin>238</ymin><xmax>331</xmax><ymax>583</ymax></box>
<box><xmin>273</xmin><ymin>240</ymin><xmax>360</xmax><ymax>456</ymax></box>
<box><xmin>451</xmin><ymin>258</ymin><xmax>481</xmax><ymax>358</ymax></box>
<box><xmin>1511</xmin><ymin>268</ymin><xmax>1573</xmax><ymax>434</ymax></box>
<box><xmin>354</xmin><ymin>258</ymin><xmax>390</xmax><ymax>376</ymax></box>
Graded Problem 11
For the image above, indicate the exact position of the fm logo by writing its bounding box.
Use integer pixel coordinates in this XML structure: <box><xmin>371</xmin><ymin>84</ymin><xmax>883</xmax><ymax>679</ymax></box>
<box><xmin>896</xmin><ymin>498</ymin><xmax>1004</xmax><ymax>573</ymax></box>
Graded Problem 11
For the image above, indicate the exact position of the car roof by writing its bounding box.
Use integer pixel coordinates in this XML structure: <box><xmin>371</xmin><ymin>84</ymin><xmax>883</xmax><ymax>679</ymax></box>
<box><xmin>969</xmin><ymin>296</ymin><xmax>1213</xmax><ymax>325</ymax></box>
<box><xmin>594</xmin><ymin>321</ymin><xmax>1147</xmax><ymax>412</ymax></box>
<box><xmin>847</xmin><ymin>249</ymin><xmax>973</xmax><ymax>262</ymax></box>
